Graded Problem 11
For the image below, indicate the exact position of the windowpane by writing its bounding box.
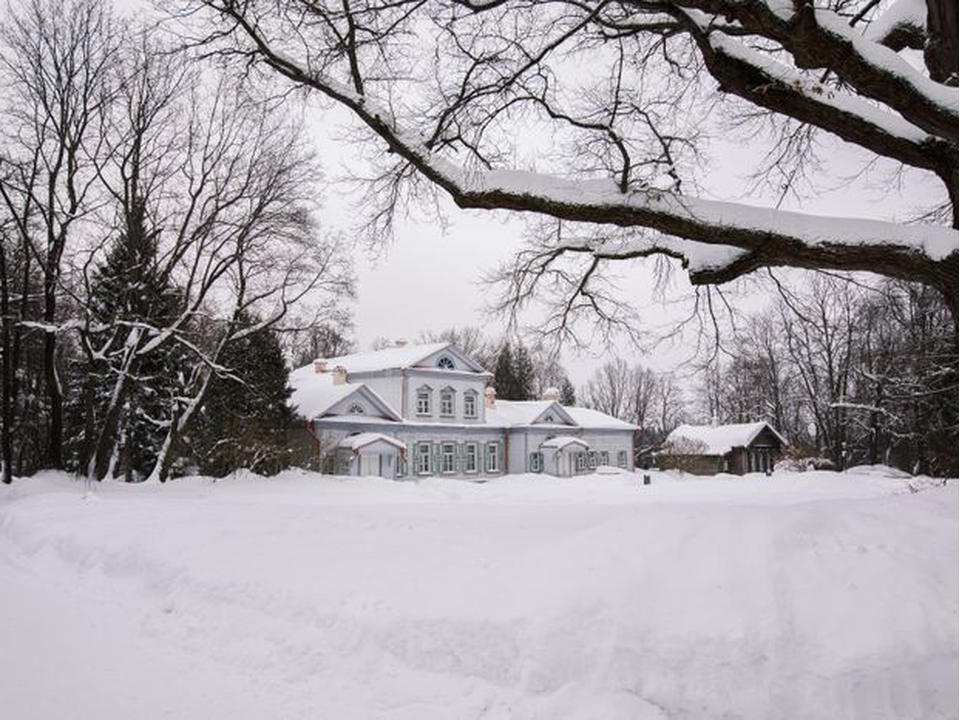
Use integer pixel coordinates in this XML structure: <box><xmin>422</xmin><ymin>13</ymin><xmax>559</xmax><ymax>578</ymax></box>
<box><xmin>417</xmin><ymin>443</ymin><xmax>431</xmax><ymax>474</ymax></box>
<box><xmin>530</xmin><ymin>452</ymin><xmax>542</xmax><ymax>472</ymax></box>
<box><xmin>486</xmin><ymin>442</ymin><xmax>500</xmax><ymax>472</ymax></box>
<box><xmin>416</xmin><ymin>390</ymin><xmax>431</xmax><ymax>415</ymax></box>
<box><xmin>465</xmin><ymin>443</ymin><xmax>478</xmax><ymax>472</ymax></box>
<box><xmin>442</xmin><ymin>443</ymin><xmax>455</xmax><ymax>473</ymax></box>
<box><xmin>440</xmin><ymin>391</ymin><xmax>454</xmax><ymax>417</ymax></box>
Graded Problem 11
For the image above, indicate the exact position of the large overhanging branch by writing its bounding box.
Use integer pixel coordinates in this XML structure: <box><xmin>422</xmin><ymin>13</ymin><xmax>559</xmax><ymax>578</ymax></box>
<box><xmin>669</xmin><ymin>0</ymin><xmax>958</xmax><ymax>142</ymax></box>
<box><xmin>679</xmin><ymin>16</ymin><xmax>955</xmax><ymax>187</ymax></box>
<box><xmin>198</xmin><ymin>1</ymin><xmax>958</xmax><ymax>305</ymax></box>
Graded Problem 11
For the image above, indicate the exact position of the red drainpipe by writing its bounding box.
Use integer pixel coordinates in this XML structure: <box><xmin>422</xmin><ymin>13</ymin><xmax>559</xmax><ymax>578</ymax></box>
<box><xmin>306</xmin><ymin>418</ymin><xmax>322</xmax><ymax>470</ymax></box>
<box><xmin>504</xmin><ymin>430</ymin><xmax>509</xmax><ymax>474</ymax></box>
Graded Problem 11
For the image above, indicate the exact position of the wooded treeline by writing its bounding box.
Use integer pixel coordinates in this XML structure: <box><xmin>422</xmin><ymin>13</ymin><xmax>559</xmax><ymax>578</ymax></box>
<box><xmin>700</xmin><ymin>275</ymin><xmax>957</xmax><ymax>476</ymax></box>
<box><xmin>0</xmin><ymin>0</ymin><xmax>352</xmax><ymax>483</ymax></box>
<box><xmin>579</xmin><ymin>274</ymin><xmax>957</xmax><ymax>477</ymax></box>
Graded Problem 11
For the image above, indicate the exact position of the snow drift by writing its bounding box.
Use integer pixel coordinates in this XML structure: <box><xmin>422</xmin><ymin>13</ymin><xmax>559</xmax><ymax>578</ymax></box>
<box><xmin>1</xmin><ymin>469</ymin><xmax>956</xmax><ymax>719</ymax></box>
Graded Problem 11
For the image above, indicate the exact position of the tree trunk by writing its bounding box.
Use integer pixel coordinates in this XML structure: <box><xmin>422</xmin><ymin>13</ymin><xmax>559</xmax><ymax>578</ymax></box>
<box><xmin>90</xmin><ymin>345</ymin><xmax>141</xmax><ymax>481</ymax></box>
<box><xmin>925</xmin><ymin>0</ymin><xmax>959</xmax><ymax>86</ymax></box>
<box><xmin>0</xmin><ymin>248</ymin><xmax>12</xmax><ymax>484</ymax></box>
<box><xmin>43</xmin><ymin>277</ymin><xmax>62</xmax><ymax>469</ymax></box>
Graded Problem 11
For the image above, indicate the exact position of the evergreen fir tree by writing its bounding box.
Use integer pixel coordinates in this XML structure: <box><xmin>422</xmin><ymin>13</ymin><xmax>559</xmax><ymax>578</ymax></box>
<box><xmin>83</xmin><ymin>197</ymin><xmax>183</xmax><ymax>480</ymax></box>
<box><xmin>189</xmin><ymin>316</ymin><xmax>294</xmax><ymax>476</ymax></box>
<box><xmin>559</xmin><ymin>377</ymin><xmax>576</xmax><ymax>406</ymax></box>
<box><xmin>494</xmin><ymin>343</ymin><xmax>518</xmax><ymax>400</ymax></box>
<box><xmin>513</xmin><ymin>343</ymin><xmax>536</xmax><ymax>401</ymax></box>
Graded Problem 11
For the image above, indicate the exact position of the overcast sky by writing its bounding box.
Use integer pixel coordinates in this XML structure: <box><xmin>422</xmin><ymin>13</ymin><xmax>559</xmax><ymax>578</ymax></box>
<box><xmin>305</xmin><ymin>101</ymin><xmax>942</xmax><ymax>385</ymax></box>
<box><xmin>110</xmin><ymin>0</ymin><xmax>944</xmax><ymax>386</ymax></box>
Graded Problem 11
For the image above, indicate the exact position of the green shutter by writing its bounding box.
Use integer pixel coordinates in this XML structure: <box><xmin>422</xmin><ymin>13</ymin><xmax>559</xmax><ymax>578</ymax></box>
<box><xmin>433</xmin><ymin>443</ymin><xmax>441</xmax><ymax>475</ymax></box>
<box><xmin>497</xmin><ymin>442</ymin><xmax>504</xmax><ymax>474</ymax></box>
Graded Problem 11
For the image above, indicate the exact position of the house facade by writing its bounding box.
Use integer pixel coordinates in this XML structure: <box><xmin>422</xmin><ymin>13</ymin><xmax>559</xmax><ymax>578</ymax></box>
<box><xmin>658</xmin><ymin>421</ymin><xmax>787</xmax><ymax>475</ymax></box>
<box><xmin>289</xmin><ymin>342</ymin><xmax>637</xmax><ymax>479</ymax></box>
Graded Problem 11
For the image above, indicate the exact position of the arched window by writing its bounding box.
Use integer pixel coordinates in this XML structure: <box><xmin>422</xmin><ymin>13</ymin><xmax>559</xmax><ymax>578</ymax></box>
<box><xmin>436</xmin><ymin>356</ymin><xmax>455</xmax><ymax>370</ymax></box>
<box><xmin>347</xmin><ymin>403</ymin><xmax>365</xmax><ymax>415</ymax></box>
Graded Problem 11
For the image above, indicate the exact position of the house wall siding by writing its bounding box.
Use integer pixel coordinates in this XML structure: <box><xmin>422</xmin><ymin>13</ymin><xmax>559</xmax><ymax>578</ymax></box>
<box><xmin>314</xmin><ymin>420</ymin><xmax>635</xmax><ymax>479</ymax></box>
<box><xmin>401</xmin><ymin>371</ymin><xmax>488</xmax><ymax>424</ymax></box>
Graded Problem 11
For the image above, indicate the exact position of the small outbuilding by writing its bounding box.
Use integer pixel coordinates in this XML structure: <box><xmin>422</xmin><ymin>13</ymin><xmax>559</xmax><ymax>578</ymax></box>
<box><xmin>659</xmin><ymin>421</ymin><xmax>786</xmax><ymax>475</ymax></box>
<box><xmin>336</xmin><ymin>432</ymin><xmax>406</xmax><ymax>479</ymax></box>
<box><xmin>540</xmin><ymin>436</ymin><xmax>590</xmax><ymax>477</ymax></box>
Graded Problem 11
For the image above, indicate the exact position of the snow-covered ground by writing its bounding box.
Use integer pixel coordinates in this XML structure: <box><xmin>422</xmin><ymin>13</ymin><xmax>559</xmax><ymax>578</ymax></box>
<box><xmin>1</xmin><ymin>467</ymin><xmax>956</xmax><ymax>720</ymax></box>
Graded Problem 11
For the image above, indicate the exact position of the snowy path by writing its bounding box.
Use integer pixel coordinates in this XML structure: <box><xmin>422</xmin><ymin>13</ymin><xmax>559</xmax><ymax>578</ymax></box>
<box><xmin>0</xmin><ymin>470</ymin><xmax>956</xmax><ymax>719</ymax></box>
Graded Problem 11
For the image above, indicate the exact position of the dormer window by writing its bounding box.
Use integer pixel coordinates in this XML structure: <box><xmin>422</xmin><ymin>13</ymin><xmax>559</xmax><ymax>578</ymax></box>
<box><xmin>436</xmin><ymin>356</ymin><xmax>455</xmax><ymax>370</ymax></box>
<box><xmin>543</xmin><ymin>413</ymin><xmax>555</xmax><ymax>423</ymax></box>
<box><xmin>440</xmin><ymin>388</ymin><xmax>455</xmax><ymax>417</ymax></box>
<box><xmin>347</xmin><ymin>403</ymin><xmax>365</xmax><ymax>415</ymax></box>
<box><xmin>416</xmin><ymin>386</ymin><xmax>432</xmax><ymax>415</ymax></box>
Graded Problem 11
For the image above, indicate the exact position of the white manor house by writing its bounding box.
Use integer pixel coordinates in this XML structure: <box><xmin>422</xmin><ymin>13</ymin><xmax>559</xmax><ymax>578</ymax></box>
<box><xmin>290</xmin><ymin>341</ymin><xmax>637</xmax><ymax>479</ymax></box>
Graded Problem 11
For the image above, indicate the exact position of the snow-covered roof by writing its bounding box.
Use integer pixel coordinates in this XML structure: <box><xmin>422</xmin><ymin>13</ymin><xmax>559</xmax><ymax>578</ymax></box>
<box><xmin>288</xmin><ymin>365</ymin><xmax>361</xmax><ymax>420</ymax></box>
<box><xmin>318</xmin><ymin>342</ymin><xmax>452</xmax><ymax>373</ymax></box>
<box><xmin>288</xmin><ymin>365</ymin><xmax>401</xmax><ymax>421</ymax></box>
<box><xmin>487</xmin><ymin>400</ymin><xmax>563</xmax><ymax>426</ymax></box>
<box><xmin>540</xmin><ymin>436</ymin><xmax>590</xmax><ymax>450</ymax></box>
<box><xmin>564</xmin><ymin>406</ymin><xmax>638</xmax><ymax>431</ymax></box>
<box><xmin>486</xmin><ymin>400</ymin><xmax>636</xmax><ymax>430</ymax></box>
<box><xmin>665</xmin><ymin>422</ymin><xmax>786</xmax><ymax>456</ymax></box>
<box><xmin>338</xmin><ymin>433</ymin><xmax>406</xmax><ymax>452</ymax></box>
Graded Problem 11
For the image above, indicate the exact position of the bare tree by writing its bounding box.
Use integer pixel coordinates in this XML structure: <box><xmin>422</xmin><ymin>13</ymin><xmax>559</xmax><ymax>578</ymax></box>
<box><xmin>419</xmin><ymin>326</ymin><xmax>496</xmax><ymax>368</ymax></box>
<box><xmin>179</xmin><ymin>0</ymin><xmax>957</xmax><ymax>328</ymax></box>
<box><xmin>778</xmin><ymin>274</ymin><xmax>858</xmax><ymax>465</ymax></box>
<box><xmin>0</xmin><ymin>0</ymin><xmax>120</xmax><ymax>468</ymax></box>
<box><xmin>583</xmin><ymin>357</ymin><xmax>633</xmax><ymax>419</ymax></box>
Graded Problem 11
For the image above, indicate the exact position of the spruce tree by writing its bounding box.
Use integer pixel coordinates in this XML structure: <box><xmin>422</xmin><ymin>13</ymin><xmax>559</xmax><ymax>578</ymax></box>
<box><xmin>559</xmin><ymin>377</ymin><xmax>576</xmax><ymax>406</ymax></box>
<box><xmin>82</xmin><ymin>197</ymin><xmax>182</xmax><ymax>480</ymax></box>
<box><xmin>513</xmin><ymin>343</ymin><xmax>536</xmax><ymax>401</ymax></box>
<box><xmin>494</xmin><ymin>343</ymin><xmax>518</xmax><ymax>400</ymax></box>
<box><xmin>189</xmin><ymin>316</ymin><xmax>294</xmax><ymax>476</ymax></box>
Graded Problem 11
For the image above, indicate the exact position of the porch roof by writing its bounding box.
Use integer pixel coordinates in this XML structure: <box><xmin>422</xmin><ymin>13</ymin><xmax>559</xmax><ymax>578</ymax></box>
<box><xmin>338</xmin><ymin>432</ymin><xmax>406</xmax><ymax>452</ymax></box>
<box><xmin>540</xmin><ymin>435</ymin><xmax>590</xmax><ymax>450</ymax></box>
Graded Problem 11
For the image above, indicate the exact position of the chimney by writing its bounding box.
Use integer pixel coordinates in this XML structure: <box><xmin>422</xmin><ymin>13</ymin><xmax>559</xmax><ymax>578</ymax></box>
<box><xmin>332</xmin><ymin>365</ymin><xmax>348</xmax><ymax>385</ymax></box>
<box><xmin>484</xmin><ymin>386</ymin><xmax>496</xmax><ymax>409</ymax></box>
<box><xmin>543</xmin><ymin>386</ymin><xmax>561</xmax><ymax>403</ymax></box>
<box><xmin>395</xmin><ymin>339</ymin><xmax>408</xmax><ymax>347</ymax></box>
<box><xmin>313</xmin><ymin>359</ymin><xmax>328</xmax><ymax>374</ymax></box>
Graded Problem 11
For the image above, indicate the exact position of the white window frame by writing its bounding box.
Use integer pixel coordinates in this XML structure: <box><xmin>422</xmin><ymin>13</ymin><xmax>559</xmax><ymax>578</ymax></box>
<box><xmin>347</xmin><ymin>403</ymin><xmax>365</xmax><ymax>415</ymax></box>
<box><xmin>617</xmin><ymin>450</ymin><xmax>628</xmax><ymax>468</ymax></box>
<box><xmin>463</xmin><ymin>392</ymin><xmax>477</xmax><ymax>419</ymax></box>
<box><xmin>588</xmin><ymin>451</ymin><xmax>599</xmax><ymax>469</ymax></box>
<box><xmin>436</xmin><ymin>355</ymin><xmax>455</xmax><ymax>370</ymax></box>
<box><xmin>440</xmin><ymin>389</ymin><xmax>455</xmax><ymax>418</ymax></box>
<box><xmin>416</xmin><ymin>387</ymin><xmax>432</xmax><ymax>416</ymax></box>
<box><xmin>464</xmin><ymin>442</ymin><xmax>479</xmax><ymax>474</ymax></box>
<box><xmin>416</xmin><ymin>442</ymin><xmax>432</xmax><ymax>475</ymax></box>
<box><xmin>575</xmin><ymin>452</ymin><xmax>587</xmax><ymax>472</ymax></box>
<box><xmin>530</xmin><ymin>451</ymin><xmax>543</xmax><ymax>473</ymax></box>
<box><xmin>600</xmin><ymin>451</ymin><xmax>609</xmax><ymax>466</ymax></box>
<box><xmin>441</xmin><ymin>442</ymin><xmax>456</xmax><ymax>474</ymax></box>
<box><xmin>485</xmin><ymin>442</ymin><xmax>500</xmax><ymax>473</ymax></box>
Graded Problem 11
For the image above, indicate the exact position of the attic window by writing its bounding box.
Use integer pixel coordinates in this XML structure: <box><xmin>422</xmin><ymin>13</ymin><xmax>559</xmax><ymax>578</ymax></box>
<box><xmin>543</xmin><ymin>414</ymin><xmax>555</xmax><ymax>423</ymax></box>
<box><xmin>348</xmin><ymin>403</ymin><xmax>365</xmax><ymax>415</ymax></box>
<box><xmin>436</xmin><ymin>356</ymin><xmax>455</xmax><ymax>370</ymax></box>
